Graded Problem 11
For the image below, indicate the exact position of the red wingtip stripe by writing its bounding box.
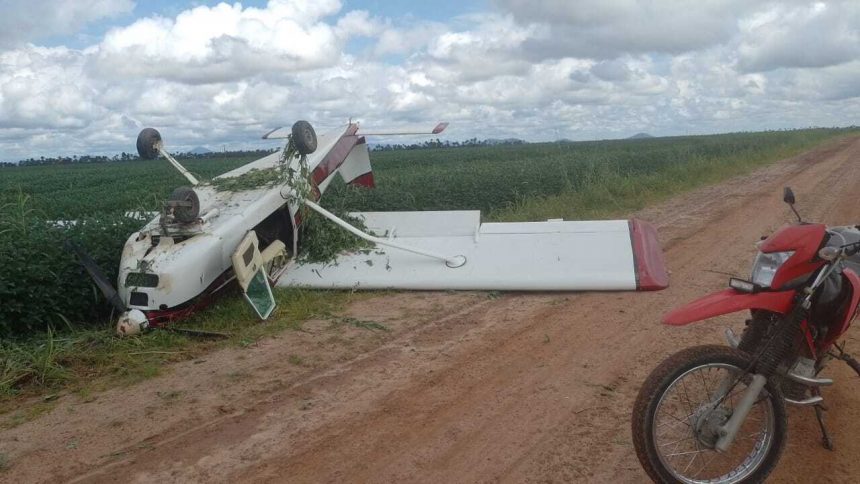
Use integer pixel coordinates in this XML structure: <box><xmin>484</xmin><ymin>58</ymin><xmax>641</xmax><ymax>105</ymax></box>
<box><xmin>629</xmin><ymin>219</ymin><xmax>669</xmax><ymax>291</ymax></box>
<box><xmin>432</xmin><ymin>122</ymin><xmax>449</xmax><ymax>134</ymax></box>
<box><xmin>349</xmin><ymin>172</ymin><xmax>375</xmax><ymax>188</ymax></box>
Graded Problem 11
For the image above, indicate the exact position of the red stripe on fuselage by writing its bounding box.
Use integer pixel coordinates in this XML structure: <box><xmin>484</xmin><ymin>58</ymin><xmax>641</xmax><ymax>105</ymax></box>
<box><xmin>310</xmin><ymin>124</ymin><xmax>360</xmax><ymax>187</ymax></box>
<box><xmin>349</xmin><ymin>172</ymin><xmax>375</xmax><ymax>188</ymax></box>
<box><xmin>292</xmin><ymin>124</ymin><xmax>360</xmax><ymax>228</ymax></box>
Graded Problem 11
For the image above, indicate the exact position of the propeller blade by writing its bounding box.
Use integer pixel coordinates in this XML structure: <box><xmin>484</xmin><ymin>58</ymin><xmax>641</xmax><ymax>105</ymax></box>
<box><xmin>65</xmin><ymin>240</ymin><xmax>127</xmax><ymax>314</ymax></box>
<box><xmin>165</xmin><ymin>327</ymin><xmax>231</xmax><ymax>339</ymax></box>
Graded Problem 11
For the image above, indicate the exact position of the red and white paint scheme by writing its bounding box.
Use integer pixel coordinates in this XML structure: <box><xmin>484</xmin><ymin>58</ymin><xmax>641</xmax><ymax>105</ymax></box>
<box><xmin>280</xmin><ymin>212</ymin><xmax>667</xmax><ymax>291</ymax></box>
<box><xmin>117</xmin><ymin>123</ymin><xmax>380</xmax><ymax>329</ymax></box>
<box><xmin>113</xmin><ymin>121</ymin><xmax>668</xmax><ymax>335</ymax></box>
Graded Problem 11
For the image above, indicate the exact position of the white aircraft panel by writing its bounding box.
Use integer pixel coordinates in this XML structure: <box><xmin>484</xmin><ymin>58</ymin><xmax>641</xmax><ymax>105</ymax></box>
<box><xmin>279</xmin><ymin>212</ymin><xmax>641</xmax><ymax>291</ymax></box>
<box><xmin>357</xmin><ymin>210</ymin><xmax>480</xmax><ymax>238</ymax></box>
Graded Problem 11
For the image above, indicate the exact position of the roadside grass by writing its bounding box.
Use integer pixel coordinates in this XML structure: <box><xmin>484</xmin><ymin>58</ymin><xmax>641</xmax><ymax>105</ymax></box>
<box><xmin>0</xmin><ymin>288</ymin><xmax>356</xmax><ymax>422</ymax></box>
<box><xmin>489</xmin><ymin>134</ymin><xmax>853</xmax><ymax>222</ymax></box>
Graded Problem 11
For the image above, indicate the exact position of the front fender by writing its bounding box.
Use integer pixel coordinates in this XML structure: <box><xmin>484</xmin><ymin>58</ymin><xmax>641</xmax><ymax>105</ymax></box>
<box><xmin>663</xmin><ymin>288</ymin><xmax>796</xmax><ymax>326</ymax></box>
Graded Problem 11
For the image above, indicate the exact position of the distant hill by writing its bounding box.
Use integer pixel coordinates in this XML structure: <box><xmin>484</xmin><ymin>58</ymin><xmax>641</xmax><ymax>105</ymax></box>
<box><xmin>189</xmin><ymin>146</ymin><xmax>212</xmax><ymax>154</ymax></box>
<box><xmin>628</xmin><ymin>132</ymin><xmax>654</xmax><ymax>139</ymax></box>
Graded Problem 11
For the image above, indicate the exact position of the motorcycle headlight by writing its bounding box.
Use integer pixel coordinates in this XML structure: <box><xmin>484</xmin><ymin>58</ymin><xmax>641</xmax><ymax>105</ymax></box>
<box><xmin>751</xmin><ymin>251</ymin><xmax>794</xmax><ymax>287</ymax></box>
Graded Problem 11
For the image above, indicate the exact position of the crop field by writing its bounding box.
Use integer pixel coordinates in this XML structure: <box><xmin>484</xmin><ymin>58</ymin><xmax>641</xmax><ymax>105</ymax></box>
<box><xmin>0</xmin><ymin>155</ymin><xmax>259</xmax><ymax>219</ymax></box>
<box><xmin>0</xmin><ymin>127</ymin><xmax>856</xmax><ymax>401</ymax></box>
<box><xmin>318</xmin><ymin>129</ymin><xmax>858</xmax><ymax>222</ymax></box>
<box><xmin>1</xmin><ymin>129</ymin><xmax>852</xmax><ymax>221</ymax></box>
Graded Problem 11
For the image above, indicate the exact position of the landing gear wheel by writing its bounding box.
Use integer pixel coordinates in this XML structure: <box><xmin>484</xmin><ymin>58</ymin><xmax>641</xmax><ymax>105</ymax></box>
<box><xmin>291</xmin><ymin>120</ymin><xmax>317</xmax><ymax>155</ymax></box>
<box><xmin>137</xmin><ymin>128</ymin><xmax>163</xmax><ymax>160</ymax></box>
<box><xmin>169</xmin><ymin>186</ymin><xmax>200</xmax><ymax>223</ymax></box>
<box><xmin>632</xmin><ymin>345</ymin><xmax>787</xmax><ymax>483</ymax></box>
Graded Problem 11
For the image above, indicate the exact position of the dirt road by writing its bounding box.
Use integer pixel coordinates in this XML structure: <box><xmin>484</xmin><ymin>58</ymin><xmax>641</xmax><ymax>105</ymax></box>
<box><xmin>4</xmin><ymin>136</ymin><xmax>860</xmax><ymax>483</ymax></box>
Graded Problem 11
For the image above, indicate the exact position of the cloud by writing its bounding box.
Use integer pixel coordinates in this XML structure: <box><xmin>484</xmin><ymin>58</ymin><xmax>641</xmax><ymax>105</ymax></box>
<box><xmin>372</xmin><ymin>22</ymin><xmax>447</xmax><ymax>57</ymax></box>
<box><xmin>423</xmin><ymin>14</ymin><xmax>537</xmax><ymax>82</ymax></box>
<box><xmin>0</xmin><ymin>0</ymin><xmax>134</xmax><ymax>48</ymax></box>
<box><xmin>493</xmin><ymin>0</ymin><xmax>753</xmax><ymax>59</ymax></box>
<box><xmin>591</xmin><ymin>60</ymin><xmax>631</xmax><ymax>81</ymax></box>
<box><xmin>0</xmin><ymin>46</ymin><xmax>105</xmax><ymax>130</ymax></box>
<box><xmin>88</xmin><ymin>0</ymin><xmax>347</xmax><ymax>84</ymax></box>
<box><xmin>737</xmin><ymin>1</ymin><xmax>860</xmax><ymax>72</ymax></box>
<box><xmin>0</xmin><ymin>0</ymin><xmax>859</xmax><ymax>162</ymax></box>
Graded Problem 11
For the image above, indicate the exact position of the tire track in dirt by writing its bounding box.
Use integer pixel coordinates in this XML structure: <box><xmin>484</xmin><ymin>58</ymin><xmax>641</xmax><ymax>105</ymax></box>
<box><xmin>4</xmin><ymin>136</ymin><xmax>860</xmax><ymax>483</ymax></box>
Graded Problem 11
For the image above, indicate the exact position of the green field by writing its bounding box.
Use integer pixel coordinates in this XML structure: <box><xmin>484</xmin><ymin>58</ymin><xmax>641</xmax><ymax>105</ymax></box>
<box><xmin>0</xmin><ymin>127</ymin><xmax>857</xmax><ymax>405</ymax></box>
<box><xmin>0</xmin><ymin>155</ymin><xmax>259</xmax><ymax>219</ymax></box>
<box><xmin>1</xmin><ymin>129</ymin><xmax>852</xmax><ymax>221</ymax></box>
<box><xmin>326</xmin><ymin>129</ymin><xmax>854</xmax><ymax>221</ymax></box>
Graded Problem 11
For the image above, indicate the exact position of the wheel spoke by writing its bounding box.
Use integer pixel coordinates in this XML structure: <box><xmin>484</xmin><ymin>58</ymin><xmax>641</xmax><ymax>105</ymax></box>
<box><xmin>666</xmin><ymin>449</ymin><xmax>709</xmax><ymax>457</ymax></box>
<box><xmin>679</xmin><ymin>377</ymin><xmax>696</xmax><ymax>417</ymax></box>
<box><xmin>694</xmin><ymin>452</ymin><xmax>718</xmax><ymax>479</ymax></box>
<box><xmin>699</xmin><ymin>367</ymin><xmax>713</xmax><ymax>401</ymax></box>
<box><xmin>657</xmin><ymin>411</ymin><xmax>693</xmax><ymax>430</ymax></box>
<box><xmin>648</xmin><ymin>357</ymin><xmax>778</xmax><ymax>483</ymax></box>
<box><xmin>683</xmin><ymin>451</ymin><xmax>699</xmax><ymax>474</ymax></box>
<box><xmin>659</xmin><ymin>435</ymin><xmax>696</xmax><ymax>447</ymax></box>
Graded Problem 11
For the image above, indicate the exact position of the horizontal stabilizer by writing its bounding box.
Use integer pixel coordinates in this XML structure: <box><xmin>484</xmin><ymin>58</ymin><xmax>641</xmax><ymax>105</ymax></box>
<box><xmin>261</xmin><ymin>126</ymin><xmax>289</xmax><ymax>140</ymax></box>
<box><xmin>357</xmin><ymin>122</ymin><xmax>448</xmax><ymax>136</ymax></box>
<box><xmin>263</xmin><ymin>122</ymin><xmax>448</xmax><ymax>139</ymax></box>
<box><xmin>279</xmin><ymin>212</ymin><xmax>667</xmax><ymax>292</ymax></box>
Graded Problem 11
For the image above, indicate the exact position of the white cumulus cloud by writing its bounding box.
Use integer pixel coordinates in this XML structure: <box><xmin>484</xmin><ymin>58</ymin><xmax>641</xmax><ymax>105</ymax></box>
<box><xmin>0</xmin><ymin>0</ymin><xmax>134</xmax><ymax>48</ymax></box>
<box><xmin>0</xmin><ymin>0</ymin><xmax>858</xmax><ymax>162</ymax></box>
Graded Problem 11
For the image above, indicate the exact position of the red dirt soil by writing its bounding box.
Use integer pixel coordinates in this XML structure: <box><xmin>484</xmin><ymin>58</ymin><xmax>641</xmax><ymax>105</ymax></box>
<box><xmin>3</xmin><ymin>136</ymin><xmax>860</xmax><ymax>483</ymax></box>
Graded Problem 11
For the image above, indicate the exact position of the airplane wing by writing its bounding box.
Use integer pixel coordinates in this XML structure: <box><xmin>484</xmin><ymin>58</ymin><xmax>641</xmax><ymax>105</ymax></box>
<box><xmin>356</xmin><ymin>122</ymin><xmax>448</xmax><ymax>136</ymax></box>
<box><xmin>261</xmin><ymin>126</ymin><xmax>291</xmax><ymax>140</ymax></box>
<box><xmin>262</xmin><ymin>122</ymin><xmax>448</xmax><ymax>139</ymax></box>
<box><xmin>278</xmin><ymin>211</ymin><xmax>668</xmax><ymax>292</ymax></box>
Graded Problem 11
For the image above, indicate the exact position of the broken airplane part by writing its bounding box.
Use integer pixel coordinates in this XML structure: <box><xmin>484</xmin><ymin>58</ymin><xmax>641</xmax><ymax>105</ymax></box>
<box><xmin>76</xmin><ymin>120</ymin><xmax>667</xmax><ymax>336</ymax></box>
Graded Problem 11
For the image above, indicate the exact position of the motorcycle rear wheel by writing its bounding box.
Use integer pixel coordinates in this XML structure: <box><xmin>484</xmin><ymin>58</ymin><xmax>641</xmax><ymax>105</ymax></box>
<box><xmin>632</xmin><ymin>345</ymin><xmax>786</xmax><ymax>483</ymax></box>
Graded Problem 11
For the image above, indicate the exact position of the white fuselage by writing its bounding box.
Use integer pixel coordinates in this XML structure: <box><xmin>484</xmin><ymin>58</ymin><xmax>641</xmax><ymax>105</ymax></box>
<box><xmin>117</xmin><ymin>125</ymin><xmax>371</xmax><ymax>315</ymax></box>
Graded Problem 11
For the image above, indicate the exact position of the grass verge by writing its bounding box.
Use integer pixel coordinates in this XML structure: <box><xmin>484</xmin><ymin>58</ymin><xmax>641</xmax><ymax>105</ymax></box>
<box><xmin>488</xmin><ymin>133</ymin><xmax>853</xmax><ymax>222</ymax></box>
<box><xmin>0</xmin><ymin>288</ymin><xmax>358</xmax><ymax>423</ymax></box>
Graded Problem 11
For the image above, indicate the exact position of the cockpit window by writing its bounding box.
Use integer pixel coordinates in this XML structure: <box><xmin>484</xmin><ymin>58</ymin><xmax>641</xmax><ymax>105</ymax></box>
<box><xmin>125</xmin><ymin>272</ymin><xmax>159</xmax><ymax>288</ymax></box>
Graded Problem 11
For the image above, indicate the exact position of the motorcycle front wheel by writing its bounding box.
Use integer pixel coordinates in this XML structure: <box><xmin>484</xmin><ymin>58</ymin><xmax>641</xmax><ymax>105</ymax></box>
<box><xmin>632</xmin><ymin>345</ymin><xmax>787</xmax><ymax>483</ymax></box>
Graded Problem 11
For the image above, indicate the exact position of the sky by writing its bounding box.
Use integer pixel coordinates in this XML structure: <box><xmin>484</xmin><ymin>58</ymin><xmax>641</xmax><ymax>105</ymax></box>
<box><xmin>0</xmin><ymin>0</ymin><xmax>858</xmax><ymax>161</ymax></box>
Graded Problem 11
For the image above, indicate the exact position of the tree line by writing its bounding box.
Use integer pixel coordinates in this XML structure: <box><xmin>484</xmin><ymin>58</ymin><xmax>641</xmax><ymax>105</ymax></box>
<box><xmin>1</xmin><ymin>149</ymin><xmax>278</xmax><ymax>167</ymax></box>
<box><xmin>370</xmin><ymin>137</ymin><xmax>525</xmax><ymax>151</ymax></box>
<box><xmin>1</xmin><ymin>138</ymin><xmax>530</xmax><ymax>167</ymax></box>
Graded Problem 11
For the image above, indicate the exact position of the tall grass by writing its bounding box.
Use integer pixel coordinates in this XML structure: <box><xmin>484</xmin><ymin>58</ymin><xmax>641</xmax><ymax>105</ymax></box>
<box><xmin>489</xmin><ymin>139</ymin><xmax>817</xmax><ymax>221</ymax></box>
<box><xmin>324</xmin><ymin>128</ymin><xmax>855</xmax><ymax>220</ymax></box>
<box><xmin>0</xmin><ymin>287</ymin><xmax>357</xmax><ymax>413</ymax></box>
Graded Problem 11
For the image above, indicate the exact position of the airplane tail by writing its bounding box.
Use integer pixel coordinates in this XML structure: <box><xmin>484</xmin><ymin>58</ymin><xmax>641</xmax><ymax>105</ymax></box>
<box><xmin>338</xmin><ymin>138</ymin><xmax>375</xmax><ymax>188</ymax></box>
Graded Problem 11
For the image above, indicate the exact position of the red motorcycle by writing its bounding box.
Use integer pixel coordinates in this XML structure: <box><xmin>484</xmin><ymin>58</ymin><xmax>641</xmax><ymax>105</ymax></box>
<box><xmin>632</xmin><ymin>188</ymin><xmax>860</xmax><ymax>483</ymax></box>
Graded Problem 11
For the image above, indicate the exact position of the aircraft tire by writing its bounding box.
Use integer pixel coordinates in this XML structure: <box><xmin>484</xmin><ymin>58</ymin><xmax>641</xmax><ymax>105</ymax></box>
<box><xmin>291</xmin><ymin>120</ymin><xmax>317</xmax><ymax>155</ymax></box>
<box><xmin>137</xmin><ymin>128</ymin><xmax>162</xmax><ymax>159</ymax></box>
<box><xmin>169</xmin><ymin>186</ymin><xmax>200</xmax><ymax>223</ymax></box>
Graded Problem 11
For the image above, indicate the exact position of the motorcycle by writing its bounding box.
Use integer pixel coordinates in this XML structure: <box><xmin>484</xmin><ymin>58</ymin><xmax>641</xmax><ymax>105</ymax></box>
<box><xmin>632</xmin><ymin>187</ymin><xmax>860</xmax><ymax>483</ymax></box>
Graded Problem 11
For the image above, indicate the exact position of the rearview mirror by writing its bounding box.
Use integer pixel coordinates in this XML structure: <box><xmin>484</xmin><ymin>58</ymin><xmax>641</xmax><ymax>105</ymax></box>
<box><xmin>783</xmin><ymin>187</ymin><xmax>796</xmax><ymax>205</ymax></box>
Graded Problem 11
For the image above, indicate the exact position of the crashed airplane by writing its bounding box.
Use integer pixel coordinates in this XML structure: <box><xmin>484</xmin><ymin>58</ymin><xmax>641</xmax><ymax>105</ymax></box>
<box><xmin>76</xmin><ymin>121</ymin><xmax>668</xmax><ymax>335</ymax></box>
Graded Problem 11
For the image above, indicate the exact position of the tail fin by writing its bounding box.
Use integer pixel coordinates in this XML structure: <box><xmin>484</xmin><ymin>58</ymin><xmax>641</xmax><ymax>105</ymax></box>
<box><xmin>338</xmin><ymin>138</ymin><xmax>374</xmax><ymax>188</ymax></box>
